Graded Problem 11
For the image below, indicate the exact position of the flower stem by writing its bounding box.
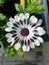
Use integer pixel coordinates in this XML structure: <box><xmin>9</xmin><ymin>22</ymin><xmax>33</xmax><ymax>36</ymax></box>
<box><xmin>20</xmin><ymin>0</ymin><xmax>25</xmax><ymax>10</ymax></box>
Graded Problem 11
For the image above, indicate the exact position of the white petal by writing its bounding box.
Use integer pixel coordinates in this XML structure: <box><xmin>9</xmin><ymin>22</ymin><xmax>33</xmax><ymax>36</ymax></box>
<box><xmin>19</xmin><ymin>13</ymin><xmax>25</xmax><ymax>21</ymax></box>
<box><xmin>37</xmin><ymin>37</ymin><xmax>44</xmax><ymax>43</ymax></box>
<box><xmin>7</xmin><ymin>37</ymin><xmax>14</xmax><ymax>43</ymax></box>
<box><xmin>36</xmin><ymin>19</ymin><xmax>42</xmax><ymax>27</ymax></box>
<box><xmin>7</xmin><ymin>22</ymin><xmax>13</xmax><ymax>27</ymax></box>
<box><xmin>30</xmin><ymin>42</ymin><xmax>35</xmax><ymax>49</ymax></box>
<box><xmin>14</xmin><ymin>43</ymin><xmax>21</xmax><ymax>50</ymax></box>
<box><xmin>36</xmin><ymin>27</ymin><xmax>46</xmax><ymax>36</ymax></box>
<box><xmin>22</xmin><ymin>44</ymin><xmax>26</xmax><ymax>52</ymax></box>
<box><xmin>14</xmin><ymin>15</ymin><xmax>20</xmax><ymax>22</ymax></box>
<box><xmin>22</xmin><ymin>44</ymin><xmax>30</xmax><ymax>52</ymax></box>
<box><xmin>25</xmin><ymin>13</ymin><xmax>29</xmax><ymax>20</ymax></box>
<box><xmin>9</xmin><ymin>18</ymin><xmax>15</xmax><ymax>23</ymax></box>
<box><xmin>10</xmin><ymin>40</ymin><xmax>14</xmax><ymax>46</ymax></box>
<box><xmin>30</xmin><ymin>16</ymin><xmax>38</xmax><ymax>24</ymax></box>
<box><xmin>26</xmin><ymin>46</ymin><xmax>30</xmax><ymax>52</ymax></box>
<box><xmin>5</xmin><ymin>33</ymin><xmax>12</xmax><ymax>38</ymax></box>
<box><xmin>34</xmin><ymin>40</ymin><xmax>40</xmax><ymax>46</ymax></box>
<box><xmin>5</xmin><ymin>27</ymin><xmax>13</xmax><ymax>32</ymax></box>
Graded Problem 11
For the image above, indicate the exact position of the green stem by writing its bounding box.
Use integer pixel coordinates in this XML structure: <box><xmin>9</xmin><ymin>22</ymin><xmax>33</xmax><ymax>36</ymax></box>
<box><xmin>20</xmin><ymin>0</ymin><xmax>25</xmax><ymax>9</ymax></box>
<box><xmin>0</xmin><ymin>36</ymin><xmax>5</xmax><ymax>41</ymax></box>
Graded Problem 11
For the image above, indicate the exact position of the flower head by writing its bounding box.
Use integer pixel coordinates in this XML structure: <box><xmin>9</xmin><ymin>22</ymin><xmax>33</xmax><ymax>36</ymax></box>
<box><xmin>5</xmin><ymin>13</ymin><xmax>45</xmax><ymax>52</ymax></box>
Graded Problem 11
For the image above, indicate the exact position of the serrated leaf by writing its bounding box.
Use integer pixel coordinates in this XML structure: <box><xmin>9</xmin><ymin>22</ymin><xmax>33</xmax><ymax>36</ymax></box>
<box><xmin>0</xmin><ymin>13</ymin><xmax>6</xmax><ymax>21</ymax></box>
<box><xmin>15</xmin><ymin>3</ymin><xmax>24</xmax><ymax>13</ymax></box>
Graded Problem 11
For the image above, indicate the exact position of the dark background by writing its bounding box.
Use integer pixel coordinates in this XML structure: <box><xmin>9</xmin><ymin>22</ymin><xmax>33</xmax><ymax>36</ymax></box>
<box><xmin>0</xmin><ymin>0</ymin><xmax>20</xmax><ymax>17</ymax></box>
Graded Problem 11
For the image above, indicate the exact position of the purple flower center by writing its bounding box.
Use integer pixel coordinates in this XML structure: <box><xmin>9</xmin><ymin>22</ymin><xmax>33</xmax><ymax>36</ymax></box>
<box><xmin>21</xmin><ymin>28</ymin><xmax>29</xmax><ymax>36</ymax></box>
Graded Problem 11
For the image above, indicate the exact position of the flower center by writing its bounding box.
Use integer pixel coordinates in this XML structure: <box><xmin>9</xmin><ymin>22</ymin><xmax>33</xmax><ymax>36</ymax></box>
<box><xmin>21</xmin><ymin>28</ymin><xmax>29</xmax><ymax>36</ymax></box>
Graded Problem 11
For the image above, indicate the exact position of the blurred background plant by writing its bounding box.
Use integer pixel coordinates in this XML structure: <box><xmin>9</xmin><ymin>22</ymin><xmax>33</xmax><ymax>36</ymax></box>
<box><xmin>0</xmin><ymin>0</ymin><xmax>6</xmax><ymax>6</ymax></box>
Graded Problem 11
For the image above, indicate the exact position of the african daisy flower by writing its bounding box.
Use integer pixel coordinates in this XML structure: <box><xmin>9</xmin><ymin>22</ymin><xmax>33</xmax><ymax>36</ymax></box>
<box><xmin>5</xmin><ymin>13</ymin><xmax>45</xmax><ymax>52</ymax></box>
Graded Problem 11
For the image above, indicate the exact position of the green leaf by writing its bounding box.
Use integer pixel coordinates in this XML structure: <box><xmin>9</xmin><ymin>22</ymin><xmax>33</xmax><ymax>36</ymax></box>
<box><xmin>35</xmin><ymin>5</ymin><xmax>45</xmax><ymax>14</ymax></box>
<box><xmin>26</xmin><ymin>0</ymin><xmax>44</xmax><ymax>14</ymax></box>
<box><xmin>27</xmin><ymin>0</ymin><xmax>31</xmax><ymax>6</ymax></box>
<box><xmin>15</xmin><ymin>3</ymin><xmax>24</xmax><ymax>13</ymax></box>
<box><xmin>0</xmin><ymin>0</ymin><xmax>6</xmax><ymax>6</ymax></box>
<box><xmin>5</xmin><ymin>46</ymin><xmax>16</xmax><ymax>59</ymax></box>
<box><xmin>0</xmin><ymin>0</ymin><xmax>5</xmax><ymax>4</ymax></box>
<box><xmin>25</xmin><ymin>6</ymin><xmax>35</xmax><ymax>13</ymax></box>
<box><xmin>18</xmin><ymin>52</ymin><xmax>24</xmax><ymax>58</ymax></box>
<box><xmin>31</xmin><ymin>0</ymin><xmax>37</xmax><ymax>4</ymax></box>
<box><xmin>0</xmin><ymin>13</ymin><xmax>6</xmax><ymax>21</ymax></box>
<box><xmin>27</xmin><ymin>0</ymin><xmax>41</xmax><ymax>6</ymax></box>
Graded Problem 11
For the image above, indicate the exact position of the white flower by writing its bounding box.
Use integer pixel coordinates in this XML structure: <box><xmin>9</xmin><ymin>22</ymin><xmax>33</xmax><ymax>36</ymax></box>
<box><xmin>5</xmin><ymin>13</ymin><xmax>46</xmax><ymax>52</ymax></box>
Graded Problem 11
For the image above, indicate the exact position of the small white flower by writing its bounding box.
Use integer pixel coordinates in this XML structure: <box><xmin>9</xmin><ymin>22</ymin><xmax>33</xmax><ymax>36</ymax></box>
<box><xmin>5</xmin><ymin>13</ymin><xmax>46</xmax><ymax>52</ymax></box>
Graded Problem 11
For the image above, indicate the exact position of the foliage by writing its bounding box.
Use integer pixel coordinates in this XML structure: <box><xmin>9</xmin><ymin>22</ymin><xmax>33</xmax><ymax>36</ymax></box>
<box><xmin>5</xmin><ymin>46</ymin><xmax>16</xmax><ymax>59</ymax></box>
<box><xmin>0</xmin><ymin>13</ymin><xmax>6</xmax><ymax>21</ymax></box>
<box><xmin>26</xmin><ymin>0</ymin><xmax>45</xmax><ymax>14</ymax></box>
<box><xmin>15</xmin><ymin>0</ymin><xmax>45</xmax><ymax>14</ymax></box>
<box><xmin>5</xmin><ymin>46</ymin><xmax>24</xmax><ymax>59</ymax></box>
<box><xmin>15</xmin><ymin>3</ymin><xmax>24</xmax><ymax>13</ymax></box>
